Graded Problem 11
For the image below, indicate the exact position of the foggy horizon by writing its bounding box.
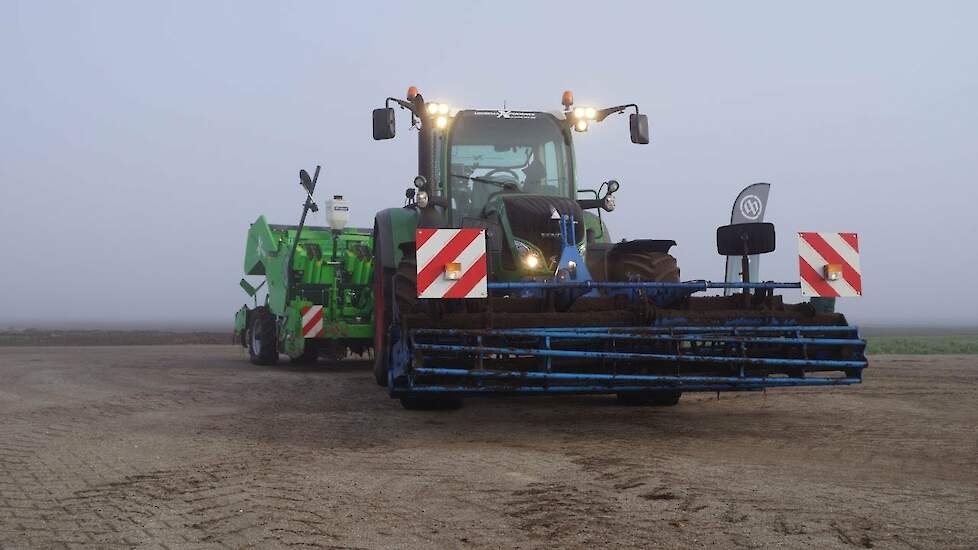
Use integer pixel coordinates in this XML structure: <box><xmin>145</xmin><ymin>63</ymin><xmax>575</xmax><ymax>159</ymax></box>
<box><xmin>2</xmin><ymin>1</ymin><xmax>977</xmax><ymax>328</ymax></box>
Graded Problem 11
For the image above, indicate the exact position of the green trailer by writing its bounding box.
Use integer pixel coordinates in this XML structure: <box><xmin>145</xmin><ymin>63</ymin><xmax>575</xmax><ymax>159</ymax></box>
<box><xmin>233</xmin><ymin>167</ymin><xmax>374</xmax><ymax>365</ymax></box>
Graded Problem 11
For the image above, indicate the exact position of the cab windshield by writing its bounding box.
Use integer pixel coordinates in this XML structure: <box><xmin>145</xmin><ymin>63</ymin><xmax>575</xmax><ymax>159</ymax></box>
<box><xmin>448</xmin><ymin>112</ymin><xmax>571</xmax><ymax>220</ymax></box>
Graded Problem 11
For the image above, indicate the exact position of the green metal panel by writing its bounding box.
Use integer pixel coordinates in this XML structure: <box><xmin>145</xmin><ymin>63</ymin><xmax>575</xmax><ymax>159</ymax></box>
<box><xmin>377</xmin><ymin>207</ymin><xmax>419</xmax><ymax>267</ymax></box>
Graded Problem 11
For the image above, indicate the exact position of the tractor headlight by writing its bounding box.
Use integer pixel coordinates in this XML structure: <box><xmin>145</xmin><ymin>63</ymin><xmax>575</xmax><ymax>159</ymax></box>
<box><xmin>603</xmin><ymin>194</ymin><xmax>616</xmax><ymax>211</ymax></box>
<box><xmin>514</xmin><ymin>239</ymin><xmax>543</xmax><ymax>270</ymax></box>
<box><xmin>416</xmin><ymin>190</ymin><xmax>429</xmax><ymax>208</ymax></box>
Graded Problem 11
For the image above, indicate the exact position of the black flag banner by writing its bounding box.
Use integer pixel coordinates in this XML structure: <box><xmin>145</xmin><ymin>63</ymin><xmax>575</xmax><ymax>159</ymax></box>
<box><xmin>723</xmin><ymin>183</ymin><xmax>771</xmax><ymax>295</ymax></box>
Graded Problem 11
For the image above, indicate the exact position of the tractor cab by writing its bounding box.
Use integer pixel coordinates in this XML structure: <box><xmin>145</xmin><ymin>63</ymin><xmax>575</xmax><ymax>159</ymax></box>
<box><xmin>373</xmin><ymin>88</ymin><xmax>649</xmax><ymax>280</ymax></box>
<box><xmin>445</xmin><ymin>111</ymin><xmax>571</xmax><ymax>224</ymax></box>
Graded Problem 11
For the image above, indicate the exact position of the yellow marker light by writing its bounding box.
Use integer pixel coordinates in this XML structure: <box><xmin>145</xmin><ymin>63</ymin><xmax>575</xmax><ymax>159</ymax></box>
<box><xmin>435</xmin><ymin>115</ymin><xmax>448</xmax><ymax>129</ymax></box>
<box><xmin>444</xmin><ymin>262</ymin><xmax>462</xmax><ymax>280</ymax></box>
<box><xmin>585</xmin><ymin>107</ymin><xmax>597</xmax><ymax>120</ymax></box>
<box><xmin>575</xmin><ymin>119</ymin><xmax>588</xmax><ymax>132</ymax></box>
<box><xmin>573</xmin><ymin>107</ymin><xmax>585</xmax><ymax>119</ymax></box>
<box><xmin>426</xmin><ymin>102</ymin><xmax>440</xmax><ymax>115</ymax></box>
<box><xmin>823</xmin><ymin>263</ymin><xmax>842</xmax><ymax>281</ymax></box>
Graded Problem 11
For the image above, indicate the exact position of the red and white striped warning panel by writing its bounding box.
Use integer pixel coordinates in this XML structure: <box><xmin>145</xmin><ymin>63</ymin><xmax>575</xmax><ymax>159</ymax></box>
<box><xmin>300</xmin><ymin>305</ymin><xmax>324</xmax><ymax>338</ymax></box>
<box><xmin>416</xmin><ymin>228</ymin><xmax>488</xmax><ymax>299</ymax></box>
<box><xmin>798</xmin><ymin>232</ymin><xmax>862</xmax><ymax>297</ymax></box>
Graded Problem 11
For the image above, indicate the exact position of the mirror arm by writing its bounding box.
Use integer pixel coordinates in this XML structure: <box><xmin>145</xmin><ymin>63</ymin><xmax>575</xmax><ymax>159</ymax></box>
<box><xmin>595</xmin><ymin>103</ymin><xmax>639</xmax><ymax>122</ymax></box>
<box><xmin>576</xmin><ymin>198</ymin><xmax>603</xmax><ymax>210</ymax></box>
<box><xmin>386</xmin><ymin>97</ymin><xmax>416</xmax><ymax>114</ymax></box>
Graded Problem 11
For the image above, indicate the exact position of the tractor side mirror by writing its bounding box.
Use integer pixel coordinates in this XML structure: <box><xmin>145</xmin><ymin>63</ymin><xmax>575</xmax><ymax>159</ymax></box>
<box><xmin>716</xmin><ymin>222</ymin><xmax>776</xmax><ymax>256</ymax></box>
<box><xmin>373</xmin><ymin>107</ymin><xmax>396</xmax><ymax>140</ymax></box>
<box><xmin>299</xmin><ymin>169</ymin><xmax>315</xmax><ymax>194</ymax></box>
<box><xmin>629</xmin><ymin>113</ymin><xmax>650</xmax><ymax>144</ymax></box>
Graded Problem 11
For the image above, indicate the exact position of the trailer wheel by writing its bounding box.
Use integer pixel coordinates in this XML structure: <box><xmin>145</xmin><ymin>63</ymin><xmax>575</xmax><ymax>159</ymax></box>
<box><xmin>373</xmin><ymin>259</ymin><xmax>394</xmax><ymax>386</ymax></box>
<box><xmin>616</xmin><ymin>390</ymin><xmax>682</xmax><ymax>407</ymax></box>
<box><xmin>611</xmin><ymin>252</ymin><xmax>680</xmax><ymax>283</ymax></box>
<box><xmin>248</xmin><ymin>307</ymin><xmax>278</xmax><ymax>366</ymax></box>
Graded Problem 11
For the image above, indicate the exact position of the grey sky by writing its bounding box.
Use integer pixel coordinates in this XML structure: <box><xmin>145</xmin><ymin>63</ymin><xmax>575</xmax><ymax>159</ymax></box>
<box><xmin>2</xmin><ymin>1</ymin><xmax>976</xmax><ymax>327</ymax></box>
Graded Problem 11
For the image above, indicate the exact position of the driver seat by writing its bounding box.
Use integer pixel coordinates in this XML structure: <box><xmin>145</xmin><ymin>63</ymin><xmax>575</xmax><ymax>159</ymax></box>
<box><xmin>522</xmin><ymin>157</ymin><xmax>548</xmax><ymax>195</ymax></box>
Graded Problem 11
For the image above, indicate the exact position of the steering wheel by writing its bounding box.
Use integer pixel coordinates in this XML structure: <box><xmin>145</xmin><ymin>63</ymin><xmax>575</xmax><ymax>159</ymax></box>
<box><xmin>484</xmin><ymin>168</ymin><xmax>521</xmax><ymax>190</ymax></box>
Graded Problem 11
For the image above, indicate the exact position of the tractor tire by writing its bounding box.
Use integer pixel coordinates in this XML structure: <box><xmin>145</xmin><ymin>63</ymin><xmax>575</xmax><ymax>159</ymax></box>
<box><xmin>616</xmin><ymin>390</ymin><xmax>682</xmax><ymax>407</ymax></box>
<box><xmin>247</xmin><ymin>307</ymin><xmax>278</xmax><ymax>366</ymax></box>
<box><xmin>400</xmin><ymin>396</ymin><xmax>464</xmax><ymax>410</ymax></box>
<box><xmin>393</xmin><ymin>252</ymin><xmax>418</xmax><ymax>315</ymax></box>
<box><xmin>611</xmin><ymin>252</ymin><xmax>680</xmax><ymax>283</ymax></box>
<box><xmin>373</xmin><ymin>259</ymin><xmax>394</xmax><ymax>387</ymax></box>
<box><xmin>290</xmin><ymin>340</ymin><xmax>319</xmax><ymax>365</ymax></box>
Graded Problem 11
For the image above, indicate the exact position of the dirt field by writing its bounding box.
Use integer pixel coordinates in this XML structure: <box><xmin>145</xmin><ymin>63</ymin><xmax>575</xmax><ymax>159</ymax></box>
<box><xmin>1</xmin><ymin>346</ymin><xmax>975</xmax><ymax>549</ymax></box>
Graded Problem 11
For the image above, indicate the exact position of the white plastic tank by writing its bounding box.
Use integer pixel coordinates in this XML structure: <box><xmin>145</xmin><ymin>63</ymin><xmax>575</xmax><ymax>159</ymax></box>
<box><xmin>326</xmin><ymin>195</ymin><xmax>350</xmax><ymax>230</ymax></box>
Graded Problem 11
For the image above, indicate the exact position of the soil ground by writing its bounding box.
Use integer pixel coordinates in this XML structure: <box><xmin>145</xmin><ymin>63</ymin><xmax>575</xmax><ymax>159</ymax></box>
<box><xmin>1</xmin><ymin>345</ymin><xmax>975</xmax><ymax>549</ymax></box>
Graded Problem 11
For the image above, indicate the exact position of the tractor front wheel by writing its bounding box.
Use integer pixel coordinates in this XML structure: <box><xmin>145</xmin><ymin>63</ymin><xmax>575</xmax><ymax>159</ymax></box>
<box><xmin>248</xmin><ymin>307</ymin><xmax>279</xmax><ymax>366</ymax></box>
<box><xmin>611</xmin><ymin>251</ymin><xmax>680</xmax><ymax>283</ymax></box>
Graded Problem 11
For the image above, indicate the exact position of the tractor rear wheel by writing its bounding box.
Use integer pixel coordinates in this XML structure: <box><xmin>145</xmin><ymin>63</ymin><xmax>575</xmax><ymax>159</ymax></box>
<box><xmin>393</xmin><ymin>250</ymin><xmax>418</xmax><ymax>315</ymax></box>
<box><xmin>373</xmin><ymin>259</ymin><xmax>394</xmax><ymax>386</ymax></box>
<box><xmin>616</xmin><ymin>390</ymin><xmax>682</xmax><ymax>407</ymax></box>
<box><xmin>611</xmin><ymin>252</ymin><xmax>680</xmax><ymax>283</ymax></box>
<box><xmin>248</xmin><ymin>307</ymin><xmax>278</xmax><ymax>366</ymax></box>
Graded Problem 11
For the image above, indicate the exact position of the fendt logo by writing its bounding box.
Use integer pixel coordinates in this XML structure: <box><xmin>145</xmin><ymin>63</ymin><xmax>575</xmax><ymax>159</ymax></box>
<box><xmin>739</xmin><ymin>195</ymin><xmax>763</xmax><ymax>220</ymax></box>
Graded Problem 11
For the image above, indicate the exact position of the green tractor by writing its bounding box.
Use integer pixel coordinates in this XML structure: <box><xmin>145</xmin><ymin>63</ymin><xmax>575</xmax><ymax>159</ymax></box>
<box><xmin>234</xmin><ymin>166</ymin><xmax>374</xmax><ymax>365</ymax></box>
<box><xmin>370</xmin><ymin>87</ymin><xmax>865</xmax><ymax>407</ymax></box>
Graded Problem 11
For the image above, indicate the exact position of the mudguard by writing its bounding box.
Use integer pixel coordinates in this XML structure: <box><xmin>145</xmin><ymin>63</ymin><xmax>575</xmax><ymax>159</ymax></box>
<box><xmin>586</xmin><ymin>239</ymin><xmax>677</xmax><ymax>281</ymax></box>
<box><xmin>373</xmin><ymin>207</ymin><xmax>420</xmax><ymax>269</ymax></box>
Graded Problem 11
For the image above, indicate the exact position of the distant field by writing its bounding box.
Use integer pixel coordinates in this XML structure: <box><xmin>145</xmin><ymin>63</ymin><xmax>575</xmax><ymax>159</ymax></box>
<box><xmin>0</xmin><ymin>329</ymin><xmax>228</xmax><ymax>346</ymax></box>
<box><xmin>865</xmin><ymin>336</ymin><xmax>978</xmax><ymax>355</ymax></box>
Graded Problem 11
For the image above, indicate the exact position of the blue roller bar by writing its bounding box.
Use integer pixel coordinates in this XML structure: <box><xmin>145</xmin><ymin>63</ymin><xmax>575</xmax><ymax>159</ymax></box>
<box><xmin>486</xmin><ymin>280</ymin><xmax>802</xmax><ymax>290</ymax></box>
<box><xmin>412</xmin><ymin>342</ymin><xmax>867</xmax><ymax>369</ymax></box>
<box><xmin>412</xmin><ymin>330</ymin><xmax>863</xmax><ymax>348</ymax></box>
<box><xmin>396</xmin><ymin>379</ymin><xmax>861</xmax><ymax>396</ymax></box>
<box><xmin>416</xmin><ymin>325</ymin><xmax>860</xmax><ymax>334</ymax></box>
<box><xmin>413</xmin><ymin>367</ymin><xmax>859</xmax><ymax>386</ymax></box>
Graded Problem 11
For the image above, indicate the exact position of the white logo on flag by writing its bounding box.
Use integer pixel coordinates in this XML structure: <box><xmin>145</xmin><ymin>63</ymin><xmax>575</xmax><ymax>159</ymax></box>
<box><xmin>740</xmin><ymin>195</ymin><xmax>763</xmax><ymax>220</ymax></box>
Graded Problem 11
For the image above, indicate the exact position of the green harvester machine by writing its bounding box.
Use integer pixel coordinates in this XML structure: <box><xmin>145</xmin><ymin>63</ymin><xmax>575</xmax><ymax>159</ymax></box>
<box><xmin>233</xmin><ymin>166</ymin><xmax>375</xmax><ymax>364</ymax></box>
